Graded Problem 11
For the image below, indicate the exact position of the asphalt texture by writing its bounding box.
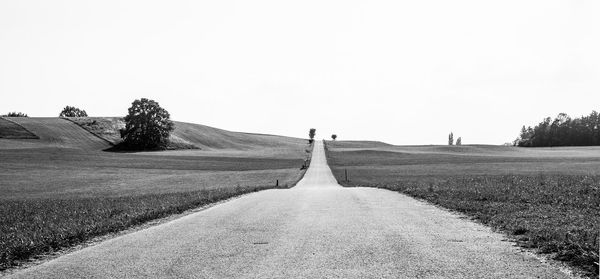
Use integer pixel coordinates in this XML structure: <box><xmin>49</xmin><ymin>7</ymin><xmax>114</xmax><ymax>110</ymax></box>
<box><xmin>5</xmin><ymin>141</ymin><xmax>571</xmax><ymax>278</ymax></box>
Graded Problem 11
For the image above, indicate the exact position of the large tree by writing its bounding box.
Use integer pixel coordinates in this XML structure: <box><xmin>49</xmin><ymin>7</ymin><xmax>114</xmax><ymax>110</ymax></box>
<box><xmin>121</xmin><ymin>98</ymin><xmax>174</xmax><ymax>150</ymax></box>
<box><xmin>448</xmin><ymin>132</ymin><xmax>454</xmax><ymax>145</ymax></box>
<box><xmin>59</xmin><ymin>106</ymin><xmax>88</xmax><ymax>117</ymax></box>
<box><xmin>331</xmin><ymin>134</ymin><xmax>337</xmax><ymax>141</ymax></box>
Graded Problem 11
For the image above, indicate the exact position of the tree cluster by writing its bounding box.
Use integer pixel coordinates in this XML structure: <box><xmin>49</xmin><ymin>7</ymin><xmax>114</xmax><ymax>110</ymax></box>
<box><xmin>59</xmin><ymin>106</ymin><xmax>88</xmax><ymax>117</ymax></box>
<box><xmin>2</xmin><ymin>112</ymin><xmax>28</xmax><ymax>117</ymax></box>
<box><xmin>514</xmin><ymin>111</ymin><xmax>600</xmax><ymax>147</ymax></box>
<box><xmin>448</xmin><ymin>132</ymin><xmax>462</xmax><ymax>145</ymax></box>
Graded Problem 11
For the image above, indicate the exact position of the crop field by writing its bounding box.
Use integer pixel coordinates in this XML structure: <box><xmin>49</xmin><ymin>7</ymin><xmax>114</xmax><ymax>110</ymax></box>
<box><xmin>325</xmin><ymin>141</ymin><xmax>600</xmax><ymax>277</ymax></box>
<box><xmin>0</xmin><ymin>117</ymin><xmax>310</xmax><ymax>271</ymax></box>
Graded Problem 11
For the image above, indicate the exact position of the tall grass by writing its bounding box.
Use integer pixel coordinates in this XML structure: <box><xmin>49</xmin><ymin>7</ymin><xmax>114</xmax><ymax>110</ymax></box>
<box><xmin>0</xmin><ymin>185</ymin><xmax>278</xmax><ymax>270</ymax></box>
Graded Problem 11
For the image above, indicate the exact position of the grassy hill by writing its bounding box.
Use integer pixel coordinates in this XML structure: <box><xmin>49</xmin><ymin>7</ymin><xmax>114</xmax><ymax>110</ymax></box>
<box><xmin>0</xmin><ymin>117</ymin><xmax>307</xmax><ymax>158</ymax></box>
<box><xmin>0</xmin><ymin>118</ymin><xmax>38</xmax><ymax>139</ymax></box>
<box><xmin>168</xmin><ymin>121</ymin><xmax>307</xmax><ymax>158</ymax></box>
<box><xmin>1</xmin><ymin>117</ymin><xmax>108</xmax><ymax>150</ymax></box>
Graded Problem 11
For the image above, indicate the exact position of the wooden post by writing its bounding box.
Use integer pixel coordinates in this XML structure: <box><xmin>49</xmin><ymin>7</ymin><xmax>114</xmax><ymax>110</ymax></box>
<box><xmin>345</xmin><ymin>169</ymin><xmax>348</xmax><ymax>182</ymax></box>
<box><xmin>276</xmin><ymin>179</ymin><xmax>279</xmax><ymax>187</ymax></box>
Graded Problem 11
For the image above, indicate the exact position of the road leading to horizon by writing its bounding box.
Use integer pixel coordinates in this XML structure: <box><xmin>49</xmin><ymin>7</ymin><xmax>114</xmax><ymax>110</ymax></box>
<box><xmin>6</xmin><ymin>141</ymin><xmax>570</xmax><ymax>278</ymax></box>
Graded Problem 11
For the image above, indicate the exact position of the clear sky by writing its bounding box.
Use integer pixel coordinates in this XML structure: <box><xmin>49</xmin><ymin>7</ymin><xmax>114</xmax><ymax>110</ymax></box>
<box><xmin>1</xmin><ymin>0</ymin><xmax>599</xmax><ymax>145</ymax></box>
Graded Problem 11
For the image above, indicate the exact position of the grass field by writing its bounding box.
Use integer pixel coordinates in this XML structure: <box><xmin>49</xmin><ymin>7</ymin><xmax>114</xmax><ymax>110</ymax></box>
<box><xmin>2</xmin><ymin>117</ymin><xmax>110</xmax><ymax>150</ymax></box>
<box><xmin>0</xmin><ymin>118</ymin><xmax>38</xmax><ymax>139</ymax></box>
<box><xmin>64</xmin><ymin>117</ymin><xmax>308</xmax><ymax>157</ymax></box>
<box><xmin>0</xmin><ymin>117</ymin><xmax>310</xmax><ymax>271</ymax></box>
<box><xmin>325</xmin><ymin>141</ymin><xmax>600</xmax><ymax>277</ymax></box>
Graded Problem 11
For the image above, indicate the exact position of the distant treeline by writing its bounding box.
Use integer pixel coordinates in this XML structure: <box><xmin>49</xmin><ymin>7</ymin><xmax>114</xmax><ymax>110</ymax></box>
<box><xmin>515</xmin><ymin>110</ymin><xmax>600</xmax><ymax>147</ymax></box>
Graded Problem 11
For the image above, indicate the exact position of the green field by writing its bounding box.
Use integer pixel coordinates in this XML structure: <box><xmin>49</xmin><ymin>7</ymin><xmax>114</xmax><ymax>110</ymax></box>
<box><xmin>0</xmin><ymin>117</ymin><xmax>310</xmax><ymax>271</ymax></box>
<box><xmin>325</xmin><ymin>141</ymin><xmax>600</xmax><ymax>277</ymax></box>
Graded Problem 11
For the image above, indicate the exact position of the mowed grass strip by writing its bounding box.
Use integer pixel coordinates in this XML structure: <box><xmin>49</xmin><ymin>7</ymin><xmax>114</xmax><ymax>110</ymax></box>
<box><xmin>0</xmin><ymin>186</ymin><xmax>277</xmax><ymax>270</ymax></box>
<box><xmin>7</xmin><ymin>117</ymin><xmax>110</xmax><ymax>150</ymax></box>
<box><xmin>0</xmin><ymin>118</ymin><xmax>38</xmax><ymax>139</ymax></box>
<box><xmin>325</xmin><ymin>141</ymin><xmax>600</xmax><ymax>277</ymax></box>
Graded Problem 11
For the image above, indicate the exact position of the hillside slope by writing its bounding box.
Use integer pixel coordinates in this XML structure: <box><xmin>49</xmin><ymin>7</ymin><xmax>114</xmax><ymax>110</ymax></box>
<box><xmin>67</xmin><ymin>117</ymin><xmax>307</xmax><ymax>157</ymax></box>
<box><xmin>171</xmin><ymin>121</ymin><xmax>307</xmax><ymax>157</ymax></box>
<box><xmin>0</xmin><ymin>118</ymin><xmax>38</xmax><ymax>139</ymax></box>
<box><xmin>1</xmin><ymin>117</ymin><xmax>109</xmax><ymax>150</ymax></box>
<box><xmin>0</xmin><ymin>117</ymin><xmax>307</xmax><ymax>158</ymax></box>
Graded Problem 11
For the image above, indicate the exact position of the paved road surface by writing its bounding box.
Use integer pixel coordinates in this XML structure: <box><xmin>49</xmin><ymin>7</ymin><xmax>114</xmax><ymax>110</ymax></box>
<box><xmin>6</xmin><ymin>141</ymin><xmax>570</xmax><ymax>278</ymax></box>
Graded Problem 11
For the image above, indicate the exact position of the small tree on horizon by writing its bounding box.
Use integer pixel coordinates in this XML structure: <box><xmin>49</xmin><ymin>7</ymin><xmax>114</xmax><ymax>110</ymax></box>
<box><xmin>448</xmin><ymin>132</ymin><xmax>454</xmax><ymax>145</ymax></box>
<box><xmin>331</xmin><ymin>134</ymin><xmax>337</xmax><ymax>141</ymax></box>
<box><xmin>121</xmin><ymin>98</ymin><xmax>174</xmax><ymax>150</ymax></box>
<box><xmin>308</xmin><ymin>128</ymin><xmax>316</xmax><ymax>144</ymax></box>
<box><xmin>3</xmin><ymin>112</ymin><xmax>28</xmax><ymax>117</ymax></box>
<box><xmin>59</xmin><ymin>106</ymin><xmax>88</xmax><ymax>117</ymax></box>
<box><xmin>456</xmin><ymin>137</ymin><xmax>462</xmax><ymax>145</ymax></box>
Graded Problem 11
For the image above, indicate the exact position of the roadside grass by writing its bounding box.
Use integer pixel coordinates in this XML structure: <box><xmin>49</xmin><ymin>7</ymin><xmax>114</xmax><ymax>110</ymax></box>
<box><xmin>325</xmin><ymin>141</ymin><xmax>600</xmax><ymax>277</ymax></box>
<box><xmin>0</xmin><ymin>144</ymin><xmax>309</xmax><ymax>271</ymax></box>
<box><xmin>0</xmin><ymin>185</ymin><xmax>276</xmax><ymax>270</ymax></box>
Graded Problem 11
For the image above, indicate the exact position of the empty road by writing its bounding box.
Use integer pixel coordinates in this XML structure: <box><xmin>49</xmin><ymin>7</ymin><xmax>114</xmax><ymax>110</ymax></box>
<box><xmin>6</xmin><ymin>141</ymin><xmax>570</xmax><ymax>278</ymax></box>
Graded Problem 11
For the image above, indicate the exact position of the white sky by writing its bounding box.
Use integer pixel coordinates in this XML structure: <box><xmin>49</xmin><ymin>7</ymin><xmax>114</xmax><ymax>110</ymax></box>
<box><xmin>1</xmin><ymin>0</ymin><xmax>599</xmax><ymax>145</ymax></box>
